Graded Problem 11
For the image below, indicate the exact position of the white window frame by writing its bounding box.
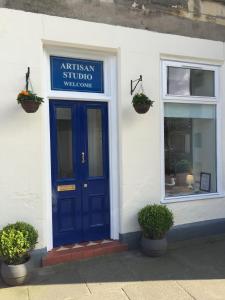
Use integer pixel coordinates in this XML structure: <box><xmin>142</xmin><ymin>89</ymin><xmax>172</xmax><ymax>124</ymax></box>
<box><xmin>162</xmin><ymin>60</ymin><xmax>219</xmax><ymax>102</ymax></box>
<box><xmin>161</xmin><ymin>60</ymin><xmax>223</xmax><ymax>203</ymax></box>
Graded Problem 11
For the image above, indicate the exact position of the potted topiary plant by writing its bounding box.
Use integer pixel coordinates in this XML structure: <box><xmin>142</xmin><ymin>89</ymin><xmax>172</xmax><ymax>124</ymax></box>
<box><xmin>17</xmin><ymin>90</ymin><xmax>44</xmax><ymax>113</ymax></box>
<box><xmin>132</xmin><ymin>93</ymin><xmax>154</xmax><ymax>114</ymax></box>
<box><xmin>0</xmin><ymin>222</ymin><xmax>38</xmax><ymax>286</ymax></box>
<box><xmin>138</xmin><ymin>204</ymin><xmax>174</xmax><ymax>256</ymax></box>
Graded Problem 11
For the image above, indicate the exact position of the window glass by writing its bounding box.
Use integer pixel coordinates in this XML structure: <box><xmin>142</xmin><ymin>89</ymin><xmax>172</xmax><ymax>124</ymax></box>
<box><xmin>164</xmin><ymin>103</ymin><xmax>217</xmax><ymax>198</ymax></box>
<box><xmin>190</xmin><ymin>69</ymin><xmax>214</xmax><ymax>97</ymax></box>
<box><xmin>168</xmin><ymin>67</ymin><xmax>190</xmax><ymax>96</ymax></box>
<box><xmin>167</xmin><ymin>66</ymin><xmax>215</xmax><ymax>97</ymax></box>
<box><xmin>87</xmin><ymin>109</ymin><xmax>103</xmax><ymax>177</ymax></box>
<box><xmin>56</xmin><ymin>108</ymin><xmax>74</xmax><ymax>179</ymax></box>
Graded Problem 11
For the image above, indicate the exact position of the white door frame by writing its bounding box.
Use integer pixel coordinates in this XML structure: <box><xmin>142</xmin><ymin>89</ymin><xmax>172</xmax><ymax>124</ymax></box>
<box><xmin>42</xmin><ymin>45</ymin><xmax>119</xmax><ymax>250</ymax></box>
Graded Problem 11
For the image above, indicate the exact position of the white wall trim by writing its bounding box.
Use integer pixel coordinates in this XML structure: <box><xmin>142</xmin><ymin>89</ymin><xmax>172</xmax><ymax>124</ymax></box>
<box><xmin>162</xmin><ymin>60</ymin><xmax>219</xmax><ymax>101</ymax></box>
<box><xmin>160</xmin><ymin>59</ymin><xmax>222</xmax><ymax>204</ymax></box>
<box><xmin>162</xmin><ymin>193</ymin><xmax>225</xmax><ymax>204</ymax></box>
<box><xmin>43</xmin><ymin>45</ymin><xmax>119</xmax><ymax>250</ymax></box>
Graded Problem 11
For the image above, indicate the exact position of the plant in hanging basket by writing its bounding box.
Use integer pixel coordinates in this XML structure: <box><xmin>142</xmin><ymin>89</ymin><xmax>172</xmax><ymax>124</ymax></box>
<box><xmin>17</xmin><ymin>90</ymin><xmax>44</xmax><ymax>113</ymax></box>
<box><xmin>132</xmin><ymin>93</ymin><xmax>154</xmax><ymax>114</ymax></box>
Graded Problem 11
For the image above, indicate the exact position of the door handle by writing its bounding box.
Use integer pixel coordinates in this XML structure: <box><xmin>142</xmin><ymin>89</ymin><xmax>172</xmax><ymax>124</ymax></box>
<box><xmin>81</xmin><ymin>152</ymin><xmax>85</xmax><ymax>164</ymax></box>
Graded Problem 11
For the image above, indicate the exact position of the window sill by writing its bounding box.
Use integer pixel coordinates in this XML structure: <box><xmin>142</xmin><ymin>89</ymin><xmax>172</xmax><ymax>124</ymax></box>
<box><xmin>161</xmin><ymin>192</ymin><xmax>225</xmax><ymax>204</ymax></box>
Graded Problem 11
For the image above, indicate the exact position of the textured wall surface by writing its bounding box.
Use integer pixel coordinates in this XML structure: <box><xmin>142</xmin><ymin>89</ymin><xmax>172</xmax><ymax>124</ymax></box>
<box><xmin>0</xmin><ymin>0</ymin><xmax>225</xmax><ymax>41</ymax></box>
<box><xmin>0</xmin><ymin>8</ymin><xmax>225</xmax><ymax>249</ymax></box>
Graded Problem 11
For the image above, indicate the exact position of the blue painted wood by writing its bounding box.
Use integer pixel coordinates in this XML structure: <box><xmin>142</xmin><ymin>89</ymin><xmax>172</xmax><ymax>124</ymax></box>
<box><xmin>82</xmin><ymin>103</ymin><xmax>110</xmax><ymax>241</ymax></box>
<box><xmin>50</xmin><ymin>56</ymin><xmax>104</xmax><ymax>93</ymax></box>
<box><xmin>49</xmin><ymin>100</ymin><xmax>110</xmax><ymax>247</ymax></box>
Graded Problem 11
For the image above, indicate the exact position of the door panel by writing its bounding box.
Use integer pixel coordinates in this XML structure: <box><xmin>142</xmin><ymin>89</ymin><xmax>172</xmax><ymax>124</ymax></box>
<box><xmin>82</xmin><ymin>104</ymin><xmax>110</xmax><ymax>241</ymax></box>
<box><xmin>50</xmin><ymin>100</ymin><xmax>110</xmax><ymax>247</ymax></box>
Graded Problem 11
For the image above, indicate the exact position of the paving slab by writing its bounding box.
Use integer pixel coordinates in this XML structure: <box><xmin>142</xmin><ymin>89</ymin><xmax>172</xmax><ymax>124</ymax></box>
<box><xmin>28</xmin><ymin>283</ymin><xmax>90</xmax><ymax>300</ymax></box>
<box><xmin>178</xmin><ymin>279</ymin><xmax>225</xmax><ymax>300</ymax></box>
<box><xmin>119</xmin><ymin>250</ymin><xmax>191</xmax><ymax>281</ymax></box>
<box><xmin>72</xmin><ymin>290</ymin><xmax>128</xmax><ymax>300</ymax></box>
<box><xmin>122</xmin><ymin>281</ymin><xmax>193</xmax><ymax>300</ymax></box>
<box><xmin>0</xmin><ymin>286</ymin><xmax>29</xmax><ymax>300</ymax></box>
<box><xmin>1</xmin><ymin>238</ymin><xmax>225</xmax><ymax>300</ymax></box>
<box><xmin>75</xmin><ymin>254</ymin><xmax>138</xmax><ymax>293</ymax></box>
<box><xmin>28</xmin><ymin>267</ymin><xmax>90</xmax><ymax>300</ymax></box>
<box><xmin>169</xmin><ymin>240</ymin><xmax>225</xmax><ymax>279</ymax></box>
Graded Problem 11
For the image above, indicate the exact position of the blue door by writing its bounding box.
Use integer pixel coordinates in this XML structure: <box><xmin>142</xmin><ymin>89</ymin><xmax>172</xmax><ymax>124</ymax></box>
<box><xmin>50</xmin><ymin>100</ymin><xmax>110</xmax><ymax>247</ymax></box>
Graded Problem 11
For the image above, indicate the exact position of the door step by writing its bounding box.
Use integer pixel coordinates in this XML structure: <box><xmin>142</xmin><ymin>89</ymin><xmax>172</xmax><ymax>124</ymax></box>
<box><xmin>42</xmin><ymin>240</ymin><xmax>128</xmax><ymax>267</ymax></box>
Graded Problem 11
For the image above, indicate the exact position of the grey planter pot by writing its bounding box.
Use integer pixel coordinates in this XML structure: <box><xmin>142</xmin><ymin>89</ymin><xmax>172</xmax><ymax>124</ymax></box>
<box><xmin>141</xmin><ymin>236</ymin><xmax>168</xmax><ymax>257</ymax></box>
<box><xmin>1</xmin><ymin>258</ymin><xmax>32</xmax><ymax>286</ymax></box>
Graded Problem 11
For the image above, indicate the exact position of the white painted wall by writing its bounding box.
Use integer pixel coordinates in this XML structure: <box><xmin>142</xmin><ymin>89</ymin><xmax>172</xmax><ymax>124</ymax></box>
<box><xmin>0</xmin><ymin>8</ymin><xmax>225</xmax><ymax>248</ymax></box>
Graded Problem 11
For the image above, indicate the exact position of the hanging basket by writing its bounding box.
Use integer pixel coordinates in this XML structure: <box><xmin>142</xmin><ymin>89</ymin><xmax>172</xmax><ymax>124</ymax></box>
<box><xmin>133</xmin><ymin>102</ymin><xmax>151</xmax><ymax>114</ymax></box>
<box><xmin>20</xmin><ymin>100</ymin><xmax>40</xmax><ymax>113</ymax></box>
<box><xmin>17</xmin><ymin>68</ymin><xmax>44</xmax><ymax>114</ymax></box>
<box><xmin>132</xmin><ymin>93</ymin><xmax>154</xmax><ymax>114</ymax></box>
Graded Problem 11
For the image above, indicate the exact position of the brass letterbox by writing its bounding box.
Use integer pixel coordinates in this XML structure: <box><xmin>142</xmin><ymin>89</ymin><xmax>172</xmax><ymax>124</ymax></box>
<box><xmin>57</xmin><ymin>184</ymin><xmax>76</xmax><ymax>192</ymax></box>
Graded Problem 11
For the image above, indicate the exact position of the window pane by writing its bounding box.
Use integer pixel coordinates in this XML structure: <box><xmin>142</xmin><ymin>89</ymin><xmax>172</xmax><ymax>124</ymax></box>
<box><xmin>191</xmin><ymin>69</ymin><xmax>215</xmax><ymax>97</ymax></box>
<box><xmin>87</xmin><ymin>109</ymin><xmax>103</xmax><ymax>177</ymax></box>
<box><xmin>164</xmin><ymin>103</ymin><xmax>217</xmax><ymax>198</ymax></box>
<box><xmin>167</xmin><ymin>66</ymin><xmax>215</xmax><ymax>97</ymax></box>
<box><xmin>167</xmin><ymin>67</ymin><xmax>190</xmax><ymax>96</ymax></box>
<box><xmin>56</xmin><ymin>108</ymin><xmax>73</xmax><ymax>179</ymax></box>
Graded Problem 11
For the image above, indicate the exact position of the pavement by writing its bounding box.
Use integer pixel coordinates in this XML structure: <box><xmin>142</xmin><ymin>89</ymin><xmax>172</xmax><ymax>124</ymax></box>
<box><xmin>1</xmin><ymin>237</ymin><xmax>225</xmax><ymax>300</ymax></box>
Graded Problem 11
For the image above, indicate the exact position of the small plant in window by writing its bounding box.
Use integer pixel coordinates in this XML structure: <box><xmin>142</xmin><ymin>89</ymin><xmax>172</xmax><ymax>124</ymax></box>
<box><xmin>175</xmin><ymin>159</ymin><xmax>192</xmax><ymax>174</ymax></box>
<box><xmin>132</xmin><ymin>93</ymin><xmax>154</xmax><ymax>114</ymax></box>
<box><xmin>174</xmin><ymin>159</ymin><xmax>192</xmax><ymax>187</ymax></box>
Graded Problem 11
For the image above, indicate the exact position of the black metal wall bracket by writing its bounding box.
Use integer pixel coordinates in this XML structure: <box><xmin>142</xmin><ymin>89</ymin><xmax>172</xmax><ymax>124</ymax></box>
<box><xmin>26</xmin><ymin>67</ymin><xmax>30</xmax><ymax>91</ymax></box>
<box><xmin>131</xmin><ymin>75</ymin><xmax>142</xmax><ymax>95</ymax></box>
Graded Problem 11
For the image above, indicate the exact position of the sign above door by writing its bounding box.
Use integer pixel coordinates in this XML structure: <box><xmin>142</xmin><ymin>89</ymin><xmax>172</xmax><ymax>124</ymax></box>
<box><xmin>50</xmin><ymin>56</ymin><xmax>104</xmax><ymax>93</ymax></box>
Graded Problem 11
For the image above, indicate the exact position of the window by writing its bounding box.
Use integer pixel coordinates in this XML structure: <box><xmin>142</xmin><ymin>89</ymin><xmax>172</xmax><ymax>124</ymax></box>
<box><xmin>162</xmin><ymin>61</ymin><xmax>219</xmax><ymax>199</ymax></box>
<box><xmin>167</xmin><ymin>67</ymin><xmax>215</xmax><ymax>97</ymax></box>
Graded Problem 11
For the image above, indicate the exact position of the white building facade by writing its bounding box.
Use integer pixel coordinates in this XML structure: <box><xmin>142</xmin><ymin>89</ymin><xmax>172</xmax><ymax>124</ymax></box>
<box><xmin>0</xmin><ymin>8</ymin><xmax>225</xmax><ymax>256</ymax></box>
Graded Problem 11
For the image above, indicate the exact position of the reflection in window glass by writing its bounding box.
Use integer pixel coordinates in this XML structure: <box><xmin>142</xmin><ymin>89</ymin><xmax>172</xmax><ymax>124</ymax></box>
<box><xmin>190</xmin><ymin>69</ymin><xmax>214</xmax><ymax>97</ymax></box>
<box><xmin>167</xmin><ymin>66</ymin><xmax>215</xmax><ymax>97</ymax></box>
<box><xmin>168</xmin><ymin>67</ymin><xmax>190</xmax><ymax>96</ymax></box>
<box><xmin>56</xmin><ymin>108</ymin><xmax>73</xmax><ymax>179</ymax></box>
<box><xmin>87</xmin><ymin>109</ymin><xmax>103</xmax><ymax>177</ymax></box>
<box><xmin>164</xmin><ymin>103</ymin><xmax>217</xmax><ymax>198</ymax></box>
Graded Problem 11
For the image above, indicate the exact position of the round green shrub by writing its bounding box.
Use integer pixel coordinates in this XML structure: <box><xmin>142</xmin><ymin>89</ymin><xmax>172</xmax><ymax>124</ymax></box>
<box><xmin>138</xmin><ymin>204</ymin><xmax>174</xmax><ymax>239</ymax></box>
<box><xmin>0</xmin><ymin>222</ymin><xmax>38</xmax><ymax>265</ymax></box>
